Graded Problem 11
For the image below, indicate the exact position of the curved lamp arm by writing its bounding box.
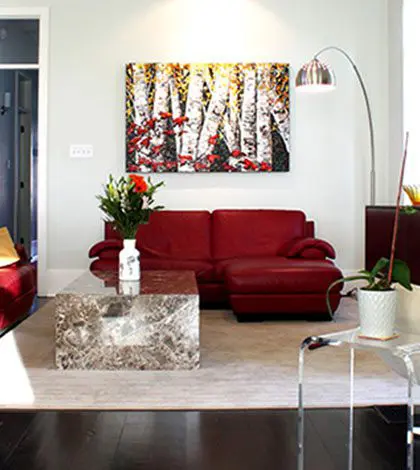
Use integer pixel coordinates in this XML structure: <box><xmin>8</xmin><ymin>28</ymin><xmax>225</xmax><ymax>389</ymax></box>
<box><xmin>314</xmin><ymin>46</ymin><xmax>376</xmax><ymax>206</ymax></box>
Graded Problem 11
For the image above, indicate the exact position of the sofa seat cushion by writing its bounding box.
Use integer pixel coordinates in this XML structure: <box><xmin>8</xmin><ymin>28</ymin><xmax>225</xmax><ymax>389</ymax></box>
<box><xmin>214</xmin><ymin>257</ymin><xmax>277</xmax><ymax>282</ymax></box>
<box><xmin>224</xmin><ymin>258</ymin><xmax>342</xmax><ymax>295</ymax></box>
<box><xmin>90</xmin><ymin>258</ymin><xmax>214</xmax><ymax>283</ymax></box>
<box><xmin>0</xmin><ymin>264</ymin><xmax>36</xmax><ymax>309</ymax></box>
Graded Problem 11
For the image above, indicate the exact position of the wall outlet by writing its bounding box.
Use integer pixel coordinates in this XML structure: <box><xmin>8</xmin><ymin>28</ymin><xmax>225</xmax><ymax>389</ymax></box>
<box><xmin>70</xmin><ymin>144</ymin><xmax>93</xmax><ymax>158</ymax></box>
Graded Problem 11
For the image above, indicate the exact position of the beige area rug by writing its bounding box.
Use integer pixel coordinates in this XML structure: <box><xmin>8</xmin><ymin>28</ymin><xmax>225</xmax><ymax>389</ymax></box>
<box><xmin>0</xmin><ymin>298</ymin><xmax>411</xmax><ymax>410</ymax></box>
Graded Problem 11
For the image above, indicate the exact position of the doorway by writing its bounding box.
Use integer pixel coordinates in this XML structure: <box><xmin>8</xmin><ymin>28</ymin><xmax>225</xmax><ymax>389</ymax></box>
<box><xmin>0</xmin><ymin>8</ymin><xmax>48</xmax><ymax>295</ymax></box>
<box><xmin>0</xmin><ymin>18</ymin><xmax>39</xmax><ymax>261</ymax></box>
<box><xmin>15</xmin><ymin>70</ymin><xmax>38</xmax><ymax>259</ymax></box>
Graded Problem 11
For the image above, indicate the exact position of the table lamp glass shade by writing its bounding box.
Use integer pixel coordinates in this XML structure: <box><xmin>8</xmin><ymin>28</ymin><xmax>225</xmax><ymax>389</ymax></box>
<box><xmin>295</xmin><ymin>58</ymin><xmax>336</xmax><ymax>92</ymax></box>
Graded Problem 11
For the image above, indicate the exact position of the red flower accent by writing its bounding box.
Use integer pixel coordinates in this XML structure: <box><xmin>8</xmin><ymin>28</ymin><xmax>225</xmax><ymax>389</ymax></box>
<box><xmin>173</xmin><ymin>116</ymin><xmax>189</xmax><ymax>126</ymax></box>
<box><xmin>164</xmin><ymin>129</ymin><xmax>175</xmax><ymax>136</ymax></box>
<box><xmin>194</xmin><ymin>162</ymin><xmax>208</xmax><ymax>171</ymax></box>
<box><xmin>160</xmin><ymin>112</ymin><xmax>172</xmax><ymax>119</ymax></box>
<box><xmin>146</xmin><ymin>118</ymin><xmax>157</xmax><ymax>129</ymax></box>
<box><xmin>207</xmin><ymin>154</ymin><xmax>220</xmax><ymax>164</ymax></box>
<box><xmin>232</xmin><ymin>149</ymin><xmax>245</xmax><ymax>158</ymax></box>
<box><xmin>243</xmin><ymin>158</ymin><xmax>258</xmax><ymax>171</ymax></box>
<box><xmin>260</xmin><ymin>162</ymin><xmax>272</xmax><ymax>172</ymax></box>
<box><xmin>128</xmin><ymin>123</ymin><xmax>136</xmax><ymax>134</ymax></box>
<box><xmin>165</xmin><ymin>161</ymin><xmax>177</xmax><ymax>169</ymax></box>
<box><xmin>129</xmin><ymin>174</ymin><xmax>148</xmax><ymax>193</ymax></box>
<box><xmin>223</xmin><ymin>163</ymin><xmax>235</xmax><ymax>171</ymax></box>
<box><xmin>129</xmin><ymin>136</ymin><xmax>142</xmax><ymax>145</ymax></box>
<box><xmin>136</xmin><ymin>127</ymin><xmax>148</xmax><ymax>135</ymax></box>
<box><xmin>208</xmin><ymin>134</ymin><xmax>219</xmax><ymax>145</ymax></box>
<box><xmin>128</xmin><ymin>164</ymin><xmax>139</xmax><ymax>171</ymax></box>
<box><xmin>151</xmin><ymin>162</ymin><xmax>165</xmax><ymax>171</ymax></box>
<box><xmin>138</xmin><ymin>157</ymin><xmax>150</xmax><ymax>165</ymax></box>
<box><xmin>178</xmin><ymin>155</ymin><xmax>193</xmax><ymax>165</ymax></box>
<box><xmin>152</xmin><ymin>144</ymin><xmax>164</xmax><ymax>154</ymax></box>
<box><xmin>140</xmin><ymin>138</ymin><xmax>151</xmax><ymax>147</ymax></box>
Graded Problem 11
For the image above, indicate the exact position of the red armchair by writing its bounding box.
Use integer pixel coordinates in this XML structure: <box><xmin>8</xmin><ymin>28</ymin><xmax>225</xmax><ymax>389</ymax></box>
<box><xmin>0</xmin><ymin>244</ymin><xmax>37</xmax><ymax>330</ymax></box>
<box><xmin>89</xmin><ymin>210</ymin><xmax>343</xmax><ymax>318</ymax></box>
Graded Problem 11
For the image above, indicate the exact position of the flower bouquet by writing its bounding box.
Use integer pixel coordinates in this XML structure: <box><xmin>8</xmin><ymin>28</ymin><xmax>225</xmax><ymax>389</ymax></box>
<box><xmin>97</xmin><ymin>174</ymin><xmax>164</xmax><ymax>280</ymax></box>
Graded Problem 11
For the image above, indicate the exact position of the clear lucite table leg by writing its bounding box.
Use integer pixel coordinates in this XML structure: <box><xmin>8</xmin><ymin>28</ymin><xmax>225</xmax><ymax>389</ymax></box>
<box><xmin>299</xmin><ymin>339</ymin><xmax>420</xmax><ymax>470</ymax></box>
<box><xmin>298</xmin><ymin>336</ymin><xmax>352</xmax><ymax>470</ymax></box>
<box><xmin>348</xmin><ymin>346</ymin><xmax>355</xmax><ymax>470</ymax></box>
<box><xmin>402</xmin><ymin>353</ymin><xmax>416</xmax><ymax>470</ymax></box>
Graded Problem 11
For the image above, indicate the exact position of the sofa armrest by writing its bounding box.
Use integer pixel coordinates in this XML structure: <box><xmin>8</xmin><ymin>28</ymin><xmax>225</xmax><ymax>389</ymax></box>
<box><xmin>285</xmin><ymin>237</ymin><xmax>336</xmax><ymax>260</ymax></box>
<box><xmin>89</xmin><ymin>240</ymin><xmax>123</xmax><ymax>259</ymax></box>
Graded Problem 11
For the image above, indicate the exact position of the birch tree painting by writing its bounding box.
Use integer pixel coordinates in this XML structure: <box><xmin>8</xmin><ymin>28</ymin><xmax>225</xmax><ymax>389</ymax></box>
<box><xmin>126</xmin><ymin>63</ymin><xmax>289</xmax><ymax>173</ymax></box>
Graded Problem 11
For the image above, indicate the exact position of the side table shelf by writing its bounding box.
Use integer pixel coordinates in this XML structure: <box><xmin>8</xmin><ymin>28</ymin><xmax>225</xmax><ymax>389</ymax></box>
<box><xmin>297</xmin><ymin>328</ymin><xmax>420</xmax><ymax>470</ymax></box>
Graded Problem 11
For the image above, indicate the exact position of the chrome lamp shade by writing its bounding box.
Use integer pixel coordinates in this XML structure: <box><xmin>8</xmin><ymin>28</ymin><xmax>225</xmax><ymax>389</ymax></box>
<box><xmin>295</xmin><ymin>58</ymin><xmax>336</xmax><ymax>92</ymax></box>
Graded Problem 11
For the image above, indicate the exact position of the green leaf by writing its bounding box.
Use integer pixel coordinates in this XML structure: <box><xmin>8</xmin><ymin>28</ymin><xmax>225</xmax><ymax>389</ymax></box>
<box><xmin>391</xmin><ymin>259</ymin><xmax>413</xmax><ymax>291</ymax></box>
<box><xmin>370</xmin><ymin>257</ymin><xmax>389</xmax><ymax>277</ymax></box>
<box><xmin>400</xmin><ymin>206</ymin><xmax>418</xmax><ymax>215</ymax></box>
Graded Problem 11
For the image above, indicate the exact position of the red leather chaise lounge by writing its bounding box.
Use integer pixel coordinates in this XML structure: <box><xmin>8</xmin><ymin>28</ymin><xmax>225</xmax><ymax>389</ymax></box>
<box><xmin>0</xmin><ymin>245</ymin><xmax>37</xmax><ymax>330</ymax></box>
<box><xmin>89</xmin><ymin>210</ymin><xmax>343</xmax><ymax>319</ymax></box>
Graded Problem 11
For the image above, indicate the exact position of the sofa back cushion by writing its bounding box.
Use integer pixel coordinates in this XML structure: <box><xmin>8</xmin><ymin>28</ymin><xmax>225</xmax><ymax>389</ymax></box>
<box><xmin>212</xmin><ymin>210</ymin><xmax>306</xmax><ymax>259</ymax></box>
<box><xmin>133</xmin><ymin>210</ymin><xmax>212</xmax><ymax>260</ymax></box>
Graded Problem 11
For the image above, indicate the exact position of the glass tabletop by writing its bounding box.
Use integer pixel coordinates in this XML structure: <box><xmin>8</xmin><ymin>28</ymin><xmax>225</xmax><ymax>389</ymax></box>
<box><xmin>58</xmin><ymin>270</ymin><xmax>198</xmax><ymax>296</ymax></box>
<box><xmin>310</xmin><ymin>327</ymin><xmax>420</xmax><ymax>358</ymax></box>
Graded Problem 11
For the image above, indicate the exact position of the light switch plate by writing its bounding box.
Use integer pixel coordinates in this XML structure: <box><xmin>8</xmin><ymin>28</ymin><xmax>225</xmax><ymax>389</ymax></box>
<box><xmin>70</xmin><ymin>144</ymin><xmax>93</xmax><ymax>158</ymax></box>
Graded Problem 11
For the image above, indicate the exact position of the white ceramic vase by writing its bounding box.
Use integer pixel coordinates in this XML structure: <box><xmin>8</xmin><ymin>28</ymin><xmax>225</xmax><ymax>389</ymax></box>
<box><xmin>119</xmin><ymin>239</ymin><xmax>140</xmax><ymax>281</ymax></box>
<box><xmin>358</xmin><ymin>288</ymin><xmax>397</xmax><ymax>339</ymax></box>
<box><xmin>118</xmin><ymin>280</ymin><xmax>140</xmax><ymax>296</ymax></box>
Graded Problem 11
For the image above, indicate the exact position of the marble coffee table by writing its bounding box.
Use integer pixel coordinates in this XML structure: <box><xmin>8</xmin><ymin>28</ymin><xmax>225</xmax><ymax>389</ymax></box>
<box><xmin>55</xmin><ymin>270</ymin><xmax>199</xmax><ymax>370</ymax></box>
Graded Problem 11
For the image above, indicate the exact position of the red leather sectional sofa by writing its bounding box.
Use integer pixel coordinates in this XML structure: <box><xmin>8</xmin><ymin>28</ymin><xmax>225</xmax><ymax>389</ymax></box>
<box><xmin>89</xmin><ymin>210</ymin><xmax>343</xmax><ymax>318</ymax></box>
<box><xmin>0</xmin><ymin>245</ymin><xmax>36</xmax><ymax>330</ymax></box>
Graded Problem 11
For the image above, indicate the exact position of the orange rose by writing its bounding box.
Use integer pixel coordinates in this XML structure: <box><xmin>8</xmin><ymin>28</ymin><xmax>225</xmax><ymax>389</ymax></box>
<box><xmin>129</xmin><ymin>174</ymin><xmax>148</xmax><ymax>193</ymax></box>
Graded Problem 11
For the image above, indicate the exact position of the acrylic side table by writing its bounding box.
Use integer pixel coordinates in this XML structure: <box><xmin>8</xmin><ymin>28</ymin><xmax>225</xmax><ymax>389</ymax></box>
<box><xmin>298</xmin><ymin>328</ymin><xmax>420</xmax><ymax>470</ymax></box>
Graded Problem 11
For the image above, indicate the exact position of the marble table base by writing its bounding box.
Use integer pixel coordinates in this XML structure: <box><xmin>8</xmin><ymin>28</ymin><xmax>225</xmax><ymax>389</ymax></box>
<box><xmin>55</xmin><ymin>271</ymin><xmax>200</xmax><ymax>370</ymax></box>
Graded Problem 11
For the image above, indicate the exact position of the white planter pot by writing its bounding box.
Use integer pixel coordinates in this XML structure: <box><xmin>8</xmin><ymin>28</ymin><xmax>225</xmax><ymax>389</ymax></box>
<box><xmin>119</xmin><ymin>239</ymin><xmax>140</xmax><ymax>281</ymax></box>
<box><xmin>358</xmin><ymin>288</ymin><xmax>397</xmax><ymax>339</ymax></box>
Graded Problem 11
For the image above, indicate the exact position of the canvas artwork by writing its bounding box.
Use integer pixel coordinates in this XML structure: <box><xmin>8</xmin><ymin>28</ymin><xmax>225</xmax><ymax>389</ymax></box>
<box><xmin>125</xmin><ymin>63</ymin><xmax>290</xmax><ymax>173</ymax></box>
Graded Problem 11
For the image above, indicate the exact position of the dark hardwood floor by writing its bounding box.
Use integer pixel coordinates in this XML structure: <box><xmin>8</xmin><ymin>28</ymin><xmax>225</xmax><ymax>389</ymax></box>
<box><xmin>0</xmin><ymin>407</ymin><xmax>415</xmax><ymax>469</ymax></box>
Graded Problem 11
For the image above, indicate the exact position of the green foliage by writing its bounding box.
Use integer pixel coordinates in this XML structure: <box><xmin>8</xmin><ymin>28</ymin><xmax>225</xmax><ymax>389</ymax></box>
<box><xmin>97</xmin><ymin>175</ymin><xmax>164</xmax><ymax>239</ymax></box>
<box><xmin>326</xmin><ymin>257</ymin><xmax>412</xmax><ymax>319</ymax></box>
<box><xmin>400</xmin><ymin>206</ymin><xmax>418</xmax><ymax>215</ymax></box>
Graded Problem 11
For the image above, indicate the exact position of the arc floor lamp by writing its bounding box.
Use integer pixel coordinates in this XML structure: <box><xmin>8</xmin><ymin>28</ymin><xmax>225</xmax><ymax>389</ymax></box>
<box><xmin>295</xmin><ymin>46</ymin><xmax>376</xmax><ymax>206</ymax></box>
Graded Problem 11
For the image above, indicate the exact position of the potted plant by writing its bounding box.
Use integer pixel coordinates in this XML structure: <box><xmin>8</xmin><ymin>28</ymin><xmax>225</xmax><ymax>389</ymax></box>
<box><xmin>97</xmin><ymin>174</ymin><xmax>164</xmax><ymax>281</ymax></box>
<box><xmin>326</xmin><ymin>132</ymin><xmax>413</xmax><ymax>339</ymax></box>
<box><xmin>326</xmin><ymin>257</ymin><xmax>412</xmax><ymax>339</ymax></box>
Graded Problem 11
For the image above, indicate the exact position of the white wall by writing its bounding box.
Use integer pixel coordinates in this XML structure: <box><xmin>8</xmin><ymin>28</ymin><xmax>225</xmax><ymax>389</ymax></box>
<box><xmin>403</xmin><ymin>0</ymin><xmax>420</xmax><ymax>185</ymax></box>
<box><xmin>1</xmin><ymin>0</ymin><xmax>401</xmax><ymax>294</ymax></box>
